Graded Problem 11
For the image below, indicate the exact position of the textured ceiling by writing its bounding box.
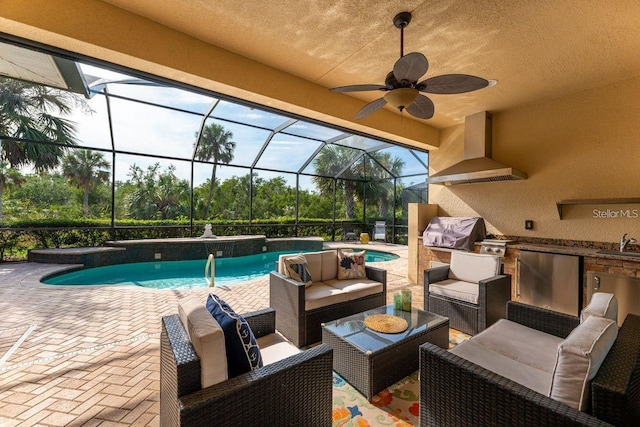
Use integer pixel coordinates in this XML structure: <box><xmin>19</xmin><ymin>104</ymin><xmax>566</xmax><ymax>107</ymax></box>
<box><xmin>100</xmin><ymin>0</ymin><xmax>640</xmax><ymax>128</ymax></box>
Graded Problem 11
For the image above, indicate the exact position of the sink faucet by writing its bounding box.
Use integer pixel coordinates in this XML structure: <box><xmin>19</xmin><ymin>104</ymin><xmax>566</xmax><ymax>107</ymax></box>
<box><xmin>620</xmin><ymin>233</ymin><xmax>637</xmax><ymax>252</ymax></box>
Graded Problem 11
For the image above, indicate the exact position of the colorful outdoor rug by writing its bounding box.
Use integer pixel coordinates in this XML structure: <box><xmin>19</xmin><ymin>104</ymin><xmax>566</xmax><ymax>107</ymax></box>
<box><xmin>331</xmin><ymin>329</ymin><xmax>470</xmax><ymax>426</ymax></box>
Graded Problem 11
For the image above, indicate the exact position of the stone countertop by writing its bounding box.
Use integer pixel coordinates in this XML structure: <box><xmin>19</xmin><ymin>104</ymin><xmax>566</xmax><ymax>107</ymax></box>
<box><xmin>508</xmin><ymin>243</ymin><xmax>640</xmax><ymax>262</ymax></box>
<box><xmin>419</xmin><ymin>236</ymin><xmax>640</xmax><ymax>262</ymax></box>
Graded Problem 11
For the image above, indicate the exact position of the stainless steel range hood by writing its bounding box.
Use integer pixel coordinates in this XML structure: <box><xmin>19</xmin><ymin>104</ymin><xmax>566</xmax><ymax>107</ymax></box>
<box><xmin>428</xmin><ymin>111</ymin><xmax>527</xmax><ymax>185</ymax></box>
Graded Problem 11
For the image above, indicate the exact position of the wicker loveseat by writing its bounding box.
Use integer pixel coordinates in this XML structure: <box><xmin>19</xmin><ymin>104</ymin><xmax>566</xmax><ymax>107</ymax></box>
<box><xmin>160</xmin><ymin>304</ymin><xmax>333</xmax><ymax>426</ymax></box>
<box><xmin>270</xmin><ymin>249</ymin><xmax>387</xmax><ymax>347</ymax></box>
<box><xmin>420</xmin><ymin>300</ymin><xmax>640</xmax><ymax>426</ymax></box>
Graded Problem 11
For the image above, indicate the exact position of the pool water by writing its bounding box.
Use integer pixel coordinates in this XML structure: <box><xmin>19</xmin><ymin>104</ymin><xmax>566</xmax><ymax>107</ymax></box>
<box><xmin>42</xmin><ymin>249</ymin><xmax>399</xmax><ymax>289</ymax></box>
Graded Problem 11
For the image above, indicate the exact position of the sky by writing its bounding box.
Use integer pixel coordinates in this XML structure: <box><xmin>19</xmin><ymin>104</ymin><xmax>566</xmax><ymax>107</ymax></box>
<box><xmin>57</xmin><ymin>63</ymin><xmax>428</xmax><ymax>192</ymax></box>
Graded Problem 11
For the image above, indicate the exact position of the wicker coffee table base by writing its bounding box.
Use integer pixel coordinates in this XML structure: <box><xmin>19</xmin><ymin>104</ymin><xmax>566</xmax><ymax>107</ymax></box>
<box><xmin>322</xmin><ymin>309</ymin><xmax>449</xmax><ymax>401</ymax></box>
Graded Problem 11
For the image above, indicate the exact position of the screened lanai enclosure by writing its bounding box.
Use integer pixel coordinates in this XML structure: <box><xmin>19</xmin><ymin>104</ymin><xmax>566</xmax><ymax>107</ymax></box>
<box><xmin>0</xmin><ymin>39</ymin><xmax>428</xmax><ymax>257</ymax></box>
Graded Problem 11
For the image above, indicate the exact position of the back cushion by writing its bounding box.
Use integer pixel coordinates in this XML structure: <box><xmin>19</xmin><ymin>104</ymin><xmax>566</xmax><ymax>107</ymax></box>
<box><xmin>581</xmin><ymin>292</ymin><xmax>618</xmax><ymax>324</ymax></box>
<box><xmin>304</xmin><ymin>252</ymin><xmax>323</xmax><ymax>283</ymax></box>
<box><xmin>206</xmin><ymin>294</ymin><xmax>263</xmax><ymax>378</ymax></box>
<box><xmin>321</xmin><ymin>250</ymin><xmax>338</xmax><ymax>281</ymax></box>
<box><xmin>448</xmin><ymin>251</ymin><xmax>500</xmax><ymax>283</ymax></box>
<box><xmin>279</xmin><ymin>252</ymin><xmax>322</xmax><ymax>283</ymax></box>
<box><xmin>177</xmin><ymin>295</ymin><xmax>228</xmax><ymax>388</ymax></box>
<box><xmin>549</xmin><ymin>316</ymin><xmax>618</xmax><ymax>411</ymax></box>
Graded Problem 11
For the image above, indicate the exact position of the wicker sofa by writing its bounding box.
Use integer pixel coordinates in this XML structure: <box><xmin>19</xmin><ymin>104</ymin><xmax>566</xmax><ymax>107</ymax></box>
<box><xmin>160</xmin><ymin>305</ymin><xmax>333</xmax><ymax>426</ymax></box>
<box><xmin>270</xmin><ymin>249</ymin><xmax>387</xmax><ymax>347</ymax></box>
<box><xmin>420</xmin><ymin>301</ymin><xmax>640</xmax><ymax>426</ymax></box>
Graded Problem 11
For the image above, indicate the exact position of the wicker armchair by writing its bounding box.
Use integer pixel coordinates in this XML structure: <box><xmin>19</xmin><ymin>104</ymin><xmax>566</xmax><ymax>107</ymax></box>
<box><xmin>424</xmin><ymin>251</ymin><xmax>511</xmax><ymax>335</ymax></box>
<box><xmin>160</xmin><ymin>308</ymin><xmax>333</xmax><ymax>426</ymax></box>
<box><xmin>419</xmin><ymin>301</ymin><xmax>640</xmax><ymax>427</ymax></box>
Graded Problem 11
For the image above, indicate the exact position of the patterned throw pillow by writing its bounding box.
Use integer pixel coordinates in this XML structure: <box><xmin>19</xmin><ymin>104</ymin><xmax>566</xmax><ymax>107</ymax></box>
<box><xmin>284</xmin><ymin>254</ymin><xmax>313</xmax><ymax>288</ymax></box>
<box><xmin>337</xmin><ymin>249</ymin><xmax>366</xmax><ymax>280</ymax></box>
<box><xmin>206</xmin><ymin>294</ymin><xmax>263</xmax><ymax>378</ymax></box>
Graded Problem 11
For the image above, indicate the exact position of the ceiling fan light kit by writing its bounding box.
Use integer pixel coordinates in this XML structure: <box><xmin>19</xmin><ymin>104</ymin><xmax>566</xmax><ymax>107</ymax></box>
<box><xmin>330</xmin><ymin>11</ymin><xmax>495</xmax><ymax>120</ymax></box>
<box><xmin>384</xmin><ymin>87</ymin><xmax>418</xmax><ymax>110</ymax></box>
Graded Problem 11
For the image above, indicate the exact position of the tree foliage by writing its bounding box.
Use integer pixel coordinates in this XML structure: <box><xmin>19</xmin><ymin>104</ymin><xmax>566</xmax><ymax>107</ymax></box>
<box><xmin>122</xmin><ymin>163</ymin><xmax>190</xmax><ymax>220</ymax></box>
<box><xmin>194</xmin><ymin>122</ymin><xmax>236</xmax><ymax>218</ymax></box>
<box><xmin>312</xmin><ymin>145</ymin><xmax>360</xmax><ymax>218</ymax></box>
<box><xmin>312</xmin><ymin>144</ymin><xmax>405</xmax><ymax>220</ymax></box>
<box><xmin>362</xmin><ymin>151</ymin><xmax>405</xmax><ymax>219</ymax></box>
<box><xmin>0</xmin><ymin>78</ymin><xmax>89</xmax><ymax>219</ymax></box>
<box><xmin>62</xmin><ymin>150</ymin><xmax>110</xmax><ymax>217</ymax></box>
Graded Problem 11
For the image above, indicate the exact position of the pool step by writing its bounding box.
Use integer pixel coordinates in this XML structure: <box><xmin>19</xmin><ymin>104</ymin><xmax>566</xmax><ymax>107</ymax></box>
<box><xmin>28</xmin><ymin>247</ymin><xmax>126</xmax><ymax>267</ymax></box>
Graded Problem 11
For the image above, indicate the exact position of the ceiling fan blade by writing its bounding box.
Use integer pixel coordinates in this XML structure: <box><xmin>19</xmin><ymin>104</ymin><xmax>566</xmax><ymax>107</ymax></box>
<box><xmin>405</xmin><ymin>94</ymin><xmax>434</xmax><ymax>119</ymax></box>
<box><xmin>330</xmin><ymin>84</ymin><xmax>387</xmax><ymax>93</ymax></box>
<box><xmin>393</xmin><ymin>52</ymin><xmax>429</xmax><ymax>83</ymax></box>
<box><xmin>355</xmin><ymin>97</ymin><xmax>387</xmax><ymax>120</ymax></box>
<box><xmin>418</xmin><ymin>74</ymin><xmax>490</xmax><ymax>94</ymax></box>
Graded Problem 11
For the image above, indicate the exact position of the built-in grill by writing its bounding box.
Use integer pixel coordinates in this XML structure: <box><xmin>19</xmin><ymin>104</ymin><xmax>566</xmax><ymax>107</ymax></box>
<box><xmin>423</xmin><ymin>217</ymin><xmax>487</xmax><ymax>251</ymax></box>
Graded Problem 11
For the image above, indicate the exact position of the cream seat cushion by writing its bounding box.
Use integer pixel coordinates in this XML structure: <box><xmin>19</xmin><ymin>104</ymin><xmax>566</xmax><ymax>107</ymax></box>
<box><xmin>256</xmin><ymin>333</ymin><xmax>301</xmax><ymax>365</ymax></box>
<box><xmin>324</xmin><ymin>278</ymin><xmax>383</xmax><ymax>301</ymax></box>
<box><xmin>304</xmin><ymin>282</ymin><xmax>349</xmax><ymax>310</ymax></box>
<box><xmin>450</xmin><ymin>319</ymin><xmax>563</xmax><ymax>395</ymax></box>
<box><xmin>451</xmin><ymin>339</ymin><xmax>554</xmax><ymax>396</ymax></box>
<box><xmin>470</xmin><ymin>319</ymin><xmax>564</xmax><ymax>372</ymax></box>
<box><xmin>429</xmin><ymin>279</ymin><xmax>479</xmax><ymax>305</ymax></box>
<box><xmin>177</xmin><ymin>296</ymin><xmax>227</xmax><ymax>388</ymax></box>
<box><xmin>549</xmin><ymin>315</ymin><xmax>618</xmax><ymax>411</ymax></box>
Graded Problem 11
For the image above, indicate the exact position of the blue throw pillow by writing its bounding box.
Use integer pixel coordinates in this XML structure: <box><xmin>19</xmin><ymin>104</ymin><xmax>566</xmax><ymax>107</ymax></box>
<box><xmin>206</xmin><ymin>294</ymin><xmax>263</xmax><ymax>378</ymax></box>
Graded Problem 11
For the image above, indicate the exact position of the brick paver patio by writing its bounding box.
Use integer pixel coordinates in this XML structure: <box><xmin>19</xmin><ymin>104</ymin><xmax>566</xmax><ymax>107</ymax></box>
<box><xmin>0</xmin><ymin>243</ymin><xmax>417</xmax><ymax>426</ymax></box>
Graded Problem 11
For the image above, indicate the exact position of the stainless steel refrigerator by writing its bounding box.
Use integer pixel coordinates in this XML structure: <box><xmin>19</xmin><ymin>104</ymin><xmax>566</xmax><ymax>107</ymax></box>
<box><xmin>517</xmin><ymin>250</ymin><xmax>581</xmax><ymax>316</ymax></box>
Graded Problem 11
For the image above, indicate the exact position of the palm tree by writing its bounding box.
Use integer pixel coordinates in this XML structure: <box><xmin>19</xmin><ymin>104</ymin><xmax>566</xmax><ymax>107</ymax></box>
<box><xmin>125</xmin><ymin>163</ymin><xmax>189</xmax><ymax>220</ymax></box>
<box><xmin>194</xmin><ymin>123</ymin><xmax>236</xmax><ymax>218</ymax></box>
<box><xmin>364</xmin><ymin>152</ymin><xmax>405</xmax><ymax>218</ymax></box>
<box><xmin>0</xmin><ymin>77</ymin><xmax>86</xmax><ymax>219</ymax></box>
<box><xmin>313</xmin><ymin>145</ymin><xmax>360</xmax><ymax>218</ymax></box>
<box><xmin>62</xmin><ymin>150</ymin><xmax>111</xmax><ymax>217</ymax></box>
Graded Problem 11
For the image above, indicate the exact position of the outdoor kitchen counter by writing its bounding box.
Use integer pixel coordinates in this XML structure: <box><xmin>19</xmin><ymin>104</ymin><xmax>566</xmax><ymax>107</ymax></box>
<box><xmin>508</xmin><ymin>242</ymin><xmax>640</xmax><ymax>262</ymax></box>
<box><xmin>421</xmin><ymin>238</ymin><xmax>640</xmax><ymax>262</ymax></box>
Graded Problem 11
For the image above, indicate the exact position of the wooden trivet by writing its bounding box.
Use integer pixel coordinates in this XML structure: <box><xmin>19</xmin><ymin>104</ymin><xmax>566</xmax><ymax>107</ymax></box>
<box><xmin>364</xmin><ymin>314</ymin><xmax>408</xmax><ymax>333</ymax></box>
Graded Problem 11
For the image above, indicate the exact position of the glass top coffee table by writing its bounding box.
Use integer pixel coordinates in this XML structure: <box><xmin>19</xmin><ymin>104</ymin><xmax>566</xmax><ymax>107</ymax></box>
<box><xmin>322</xmin><ymin>305</ymin><xmax>449</xmax><ymax>401</ymax></box>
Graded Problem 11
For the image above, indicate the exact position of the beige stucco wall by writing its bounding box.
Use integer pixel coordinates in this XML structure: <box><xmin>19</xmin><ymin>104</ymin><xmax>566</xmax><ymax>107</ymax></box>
<box><xmin>429</xmin><ymin>75</ymin><xmax>640</xmax><ymax>244</ymax></box>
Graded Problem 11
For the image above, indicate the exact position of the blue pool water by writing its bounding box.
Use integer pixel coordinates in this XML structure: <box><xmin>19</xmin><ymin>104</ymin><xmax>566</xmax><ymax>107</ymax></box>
<box><xmin>42</xmin><ymin>250</ymin><xmax>399</xmax><ymax>289</ymax></box>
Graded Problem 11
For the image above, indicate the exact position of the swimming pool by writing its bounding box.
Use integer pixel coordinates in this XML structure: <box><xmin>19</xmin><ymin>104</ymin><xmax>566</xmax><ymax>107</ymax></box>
<box><xmin>42</xmin><ymin>249</ymin><xmax>399</xmax><ymax>289</ymax></box>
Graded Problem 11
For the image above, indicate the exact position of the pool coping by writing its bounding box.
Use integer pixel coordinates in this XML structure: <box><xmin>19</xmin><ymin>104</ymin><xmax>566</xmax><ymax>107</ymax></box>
<box><xmin>28</xmin><ymin>236</ymin><xmax>324</xmax><ymax>267</ymax></box>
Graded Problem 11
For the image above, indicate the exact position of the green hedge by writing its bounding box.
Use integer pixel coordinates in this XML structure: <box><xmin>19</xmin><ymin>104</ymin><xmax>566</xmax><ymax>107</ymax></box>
<box><xmin>0</xmin><ymin>218</ymin><xmax>367</xmax><ymax>261</ymax></box>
